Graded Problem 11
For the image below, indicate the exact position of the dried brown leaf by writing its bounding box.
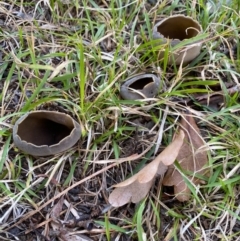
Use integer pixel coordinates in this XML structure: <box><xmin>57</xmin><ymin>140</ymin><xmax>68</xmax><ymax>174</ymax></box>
<box><xmin>50</xmin><ymin>195</ymin><xmax>65</xmax><ymax>233</ymax></box>
<box><xmin>137</xmin><ymin>130</ymin><xmax>185</xmax><ymax>183</ymax></box>
<box><xmin>51</xmin><ymin>196</ymin><xmax>64</xmax><ymax>220</ymax></box>
<box><xmin>109</xmin><ymin>179</ymin><xmax>154</xmax><ymax>207</ymax></box>
<box><xmin>113</xmin><ymin>174</ymin><xmax>138</xmax><ymax>188</ymax></box>
<box><xmin>192</xmin><ymin>85</ymin><xmax>240</xmax><ymax>110</ymax></box>
<box><xmin>157</xmin><ymin>162</ymin><xmax>168</xmax><ymax>176</ymax></box>
<box><xmin>163</xmin><ymin>115</ymin><xmax>208</xmax><ymax>202</ymax></box>
<box><xmin>114</xmin><ymin>130</ymin><xmax>185</xmax><ymax>187</ymax></box>
<box><xmin>109</xmin><ymin>130</ymin><xmax>185</xmax><ymax>206</ymax></box>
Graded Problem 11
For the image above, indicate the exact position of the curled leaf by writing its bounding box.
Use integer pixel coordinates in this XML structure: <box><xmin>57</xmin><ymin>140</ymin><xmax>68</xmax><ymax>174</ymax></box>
<box><xmin>109</xmin><ymin>130</ymin><xmax>185</xmax><ymax>207</ymax></box>
<box><xmin>163</xmin><ymin>114</ymin><xmax>208</xmax><ymax>202</ymax></box>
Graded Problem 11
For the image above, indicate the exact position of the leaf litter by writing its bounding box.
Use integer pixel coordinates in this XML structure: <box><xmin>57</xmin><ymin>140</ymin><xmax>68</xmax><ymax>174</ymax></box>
<box><xmin>50</xmin><ymin>195</ymin><xmax>94</xmax><ymax>241</ymax></box>
<box><xmin>109</xmin><ymin>129</ymin><xmax>185</xmax><ymax>207</ymax></box>
<box><xmin>191</xmin><ymin>84</ymin><xmax>240</xmax><ymax>110</ymax></box>
<box><xmin>163</xmin><ymin>114</ymin><xmax>209</xmax><ymax>202</ymax></box>
<box><xmin>109</xmin><ymin>114</ymin><xmax>209</xmax><ymax>206</ymax></box>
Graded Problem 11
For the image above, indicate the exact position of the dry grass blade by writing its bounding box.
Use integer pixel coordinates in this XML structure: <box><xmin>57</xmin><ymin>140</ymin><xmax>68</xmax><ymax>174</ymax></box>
<box><xmin>6</xmin><ymin>152</ymin><xmax>151</xmax><ymax>231</ymax></box>
<box><xmin>163</xmin><ymin>114</ymin><xmax>208</xmax><ymax>201</ymax></box>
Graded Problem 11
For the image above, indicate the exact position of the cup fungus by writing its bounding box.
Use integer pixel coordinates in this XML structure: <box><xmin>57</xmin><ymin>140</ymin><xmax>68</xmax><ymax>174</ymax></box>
<box><xmin>13</xmin><ymin>111</ymin><xmax>81</xmax><ymax>156</ymax></box>
<box><xmin>152</xmin><ymin>15</ymin><xmax>203</xmax><ymax>65</ymax></box>
<box><xmin>120</xmin><ymin>73</ymin><xmax>161</xmax><ymax>100</ymax></box>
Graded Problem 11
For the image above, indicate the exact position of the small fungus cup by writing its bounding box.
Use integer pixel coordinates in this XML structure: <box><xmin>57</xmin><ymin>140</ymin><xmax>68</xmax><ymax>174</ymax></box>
<box><xmin>13</xmin><ymin>111</ymin><xmax>81</xmax><ymax>156</ymax></box>
<box><xmin>120</xmin><ymin>73</ymin><xmax>161</xmax><ymax>100</ymax></box>
<box><xmin>152</xmin><ymin>15</ymin><xmax>203</xmax><ymax>65</ymax></box>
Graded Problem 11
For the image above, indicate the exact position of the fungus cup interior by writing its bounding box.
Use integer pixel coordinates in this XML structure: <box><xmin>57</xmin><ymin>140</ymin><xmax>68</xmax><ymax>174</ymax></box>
<box><xmin>129</xmin><ymin>77</ymin><xmax>154</xmax><ymax>89</ymax></box>
<box><xmin>17</xmin><ymin>113</ymin><xmax>73</xmax><ymax>146</ymax></box>
<box><xmin>157</xmin><ymin>16</ymin><xmax>201</xmax><ymax>40</ymax></box>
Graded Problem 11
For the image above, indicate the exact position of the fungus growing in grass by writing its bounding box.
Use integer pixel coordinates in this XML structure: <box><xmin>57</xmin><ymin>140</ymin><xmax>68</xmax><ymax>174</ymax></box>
<box><xmin>120</xmin><ymin>73</ymin><xmax>161</xmax><ymax>100</ymax></box>
<box><xmin>13</xmin><ymin>111</ymin><xmax>81</xmax><ymax>156</ymax></box>
<box><xmin>152</xmin><ymin>15</ymin><xmax>203</xmax><ymax>65</ymax></box>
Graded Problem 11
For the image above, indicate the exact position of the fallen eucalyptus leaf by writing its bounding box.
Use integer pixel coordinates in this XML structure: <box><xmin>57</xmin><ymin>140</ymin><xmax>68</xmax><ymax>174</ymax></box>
<box><xmin>163</xmin><ymin>115</ymin><xmax>208</xmax><ymax>202</ymax></box>
<box><xmin>109</xmin><ymin>130</ymin><xmax>185</xmax><ymax>207</ymax></box>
